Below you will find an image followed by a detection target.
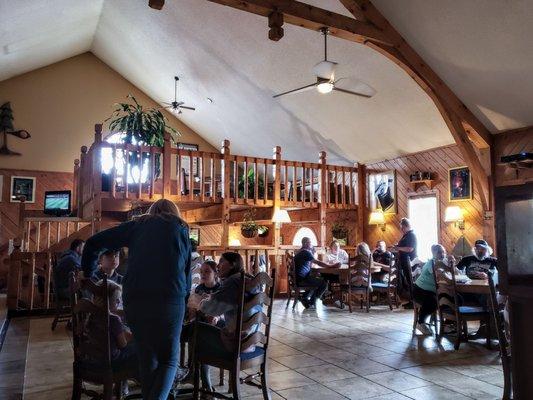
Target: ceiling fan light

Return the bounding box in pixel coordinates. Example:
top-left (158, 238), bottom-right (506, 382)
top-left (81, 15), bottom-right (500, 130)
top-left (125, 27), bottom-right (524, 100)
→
top-left (317, 82), bottom-right (334, 94)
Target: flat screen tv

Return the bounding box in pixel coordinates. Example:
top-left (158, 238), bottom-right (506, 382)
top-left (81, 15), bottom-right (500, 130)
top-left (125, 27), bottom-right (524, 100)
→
top-left (44, 190), bottom-right (71, 216)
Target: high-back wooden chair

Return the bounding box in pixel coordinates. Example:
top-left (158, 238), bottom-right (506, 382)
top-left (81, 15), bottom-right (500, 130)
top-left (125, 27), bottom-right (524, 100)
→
top-left (193, 269), bottom-right (276, 400)
top-left (433, 260), bottom-right (491, 350)
top-left (488, 271), bottom-right (512, 400)
top-left (342, 255), bottom-right (371, 313)
top-left (51, 252), bottom-right (71, 331)
top-left (285, 252), bottom-right (315, 309)
top-left (70, 273), bottom-right (139, 400)
top-left (371, 257), bottom-right (399, 310)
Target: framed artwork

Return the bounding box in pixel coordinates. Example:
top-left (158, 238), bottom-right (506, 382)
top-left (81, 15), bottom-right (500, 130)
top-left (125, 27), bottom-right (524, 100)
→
top-left (0, 175), bottom-right (3, 202)
top-left (368, 170), bottom-right (397, 214)
top-left (178, 143), bottom-right (199, 176)
top-left (189, 227), bottom-right (200, 245)
top-left (10, 176), bottom-right (36, 203)
top-left (449, 166), bottom-right (472, 201)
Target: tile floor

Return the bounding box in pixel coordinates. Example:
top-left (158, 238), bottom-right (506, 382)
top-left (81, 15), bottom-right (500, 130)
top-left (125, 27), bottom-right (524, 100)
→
top-left (1, 299), bottom-right (504, 400)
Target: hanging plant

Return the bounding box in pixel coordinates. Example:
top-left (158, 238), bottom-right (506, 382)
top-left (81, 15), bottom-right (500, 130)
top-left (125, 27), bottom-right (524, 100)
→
top-left (240, 208), bottom-right (267, 238)
top-left (106, 95), bottom-right (179, 180)
top-left (331, 222), bottom-right (349, 240)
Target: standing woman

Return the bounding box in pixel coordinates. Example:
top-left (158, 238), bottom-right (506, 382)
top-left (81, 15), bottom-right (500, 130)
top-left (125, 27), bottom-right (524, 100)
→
top-left (82, 199), bottom-right (191, 400)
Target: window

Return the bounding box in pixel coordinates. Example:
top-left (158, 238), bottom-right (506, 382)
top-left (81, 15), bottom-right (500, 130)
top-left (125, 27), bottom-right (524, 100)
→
top-left (292, 227), bottom-right (318, 246)
top-left (408, 195), bottom-right (439, 262)
top-left (101, 133), bottom-right (150, 184)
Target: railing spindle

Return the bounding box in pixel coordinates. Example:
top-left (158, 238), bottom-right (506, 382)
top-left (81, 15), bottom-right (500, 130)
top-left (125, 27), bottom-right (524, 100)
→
top-left (111, 144), bottom-right (117, 198)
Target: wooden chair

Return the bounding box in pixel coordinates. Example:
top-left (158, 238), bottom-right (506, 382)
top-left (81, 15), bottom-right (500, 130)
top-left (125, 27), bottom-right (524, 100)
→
top-left (285, 252), bottom-right (315, 310)
top-left (340, 255), bottom-right (371, 313)
top-left (371, 258), bottom-right (399, 310)
top-left (488, 272), bottom-right (512, 400)
top-left (70, 273), bottom-right (140, 400)
top-left (410, 260), bottom-right (437, 334)
top-left (51, 253), bottom-right (71, 331)
top-left (193, 269), bottom-right (276, 400)
top-left (434, 260), bottom-right (491, 350)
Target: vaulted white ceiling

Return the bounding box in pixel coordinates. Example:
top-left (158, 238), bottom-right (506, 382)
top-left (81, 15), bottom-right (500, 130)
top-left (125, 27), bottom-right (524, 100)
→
top-left (1, 0), bottom-right (532, 164)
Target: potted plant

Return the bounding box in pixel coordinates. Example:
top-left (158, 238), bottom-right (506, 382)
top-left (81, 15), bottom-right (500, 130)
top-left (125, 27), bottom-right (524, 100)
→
top-left (105, 95), bottom-right (178, 188)
top-left (241, 209), bottom-right (266, 238)
top-left (238, 168), bottom-right (265, 199)
top-left (331, 222), bottom-right (349, 244)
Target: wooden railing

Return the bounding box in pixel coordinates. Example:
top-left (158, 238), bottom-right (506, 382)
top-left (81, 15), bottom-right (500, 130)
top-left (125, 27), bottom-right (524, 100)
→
top-left (76, 124), bottom-right (361, 218)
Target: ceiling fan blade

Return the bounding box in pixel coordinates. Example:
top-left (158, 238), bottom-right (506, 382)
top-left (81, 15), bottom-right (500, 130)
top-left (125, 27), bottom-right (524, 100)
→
top-left (312, 60), bottom-right (337, 80)
top-left (334, 78), bottom-right (376, 98)
top-left (180, 106), bottom-right (196, 110)
top-left (333, 86), bottom-right (373, 98)
top-left (161, 102), bottom-right (173, 106)
top-left (273, 82), bottom-right (317, 98)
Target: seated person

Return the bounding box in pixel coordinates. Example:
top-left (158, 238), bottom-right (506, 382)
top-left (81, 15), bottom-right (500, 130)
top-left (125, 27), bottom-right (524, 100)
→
top-left (87, 280), bottom-right (138, 372)
top-left (53, 239), bottom-right (85, 299)
top-left (371, 240), bottom-right (393, 283)
top-left (350, 242), bottom-right (373, 289)
top-left (294, 237), bottom-right (339, 308)
top-left (412, 244), bottom-right (447, 335)
top-left (94, 249), bottom-right (123, 284)
top-left (325, 240), bottom-right (349, 264)
top-left (322, 240), bottom-right (349, 286)
top-left (190, 252), bottom-right (256, 391)
top-left (457, 239), bottom-right (497, 280)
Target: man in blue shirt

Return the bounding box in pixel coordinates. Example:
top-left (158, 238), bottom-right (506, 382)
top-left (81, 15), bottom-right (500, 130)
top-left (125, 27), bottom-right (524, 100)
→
top-left (294, 237), bottom-right (339, 308)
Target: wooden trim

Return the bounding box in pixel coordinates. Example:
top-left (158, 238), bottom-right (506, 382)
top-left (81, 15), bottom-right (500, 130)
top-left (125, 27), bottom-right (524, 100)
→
top-left (205, 0), bottom-right (392, 45)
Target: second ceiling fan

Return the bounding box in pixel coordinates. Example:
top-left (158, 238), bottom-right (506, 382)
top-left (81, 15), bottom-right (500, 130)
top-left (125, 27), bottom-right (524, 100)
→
top-left (273, 28), bottom-right (376, 99)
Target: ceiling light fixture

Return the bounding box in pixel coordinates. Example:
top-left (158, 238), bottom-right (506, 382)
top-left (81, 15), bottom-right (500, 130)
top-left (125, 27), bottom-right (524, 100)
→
top-left (316, 81), bottom-right (334, 94)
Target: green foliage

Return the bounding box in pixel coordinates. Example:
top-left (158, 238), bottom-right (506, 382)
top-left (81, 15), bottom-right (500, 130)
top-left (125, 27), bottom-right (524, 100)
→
top-left (106, 95), bottom-right (178, 145)
top-left (238, 167), bottom-right (265, 199)
top-left (331, 222), bottom-right (348, 239)
top-left (0, 102), bottom-right (14, 132)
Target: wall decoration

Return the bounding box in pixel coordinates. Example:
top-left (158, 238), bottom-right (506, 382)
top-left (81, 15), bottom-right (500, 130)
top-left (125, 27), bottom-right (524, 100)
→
top-left (0, 175), bottom-right (3, 202)
top-left (0, 102), bottom-right (31, 156)
top-left (189, 227), bottom-right (200, 244)
top-left (449, 166), bottom-right (473, 201)
top-left (368, 170), bottom-right (397, 214)
top-left (10, 176), bottom-right (36, 203)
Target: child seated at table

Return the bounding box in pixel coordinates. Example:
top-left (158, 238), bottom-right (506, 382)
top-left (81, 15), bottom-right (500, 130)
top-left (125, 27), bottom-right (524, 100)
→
top-left (187, 260), bottom-right (221, 324)
top-left (94, 249), bottom-right (123, 285)
top-left (87, 280), bottom-right (138, 372)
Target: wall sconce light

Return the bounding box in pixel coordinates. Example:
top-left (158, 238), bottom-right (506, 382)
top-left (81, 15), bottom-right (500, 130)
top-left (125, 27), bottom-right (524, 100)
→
top-left (272, 209), bottom-right (291, 227)
top-left (369, 209), bottom-right (386, 232)
top-left (444, 206), bottom-right (465, 230)
top-left (228, 238), bottom-right (242, 247)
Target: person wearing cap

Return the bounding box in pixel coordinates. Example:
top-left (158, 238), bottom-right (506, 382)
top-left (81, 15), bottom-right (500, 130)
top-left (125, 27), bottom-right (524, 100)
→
top-left (456, 239), bottom-right (497, 280)
top-left (94, 249), bottom-right (123, 285)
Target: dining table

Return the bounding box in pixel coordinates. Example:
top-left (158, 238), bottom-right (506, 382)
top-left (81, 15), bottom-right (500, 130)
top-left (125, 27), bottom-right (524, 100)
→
top-left (312, 263), bottom-right (383, 284)
top-left (455, 279), bottom-right (490, 294)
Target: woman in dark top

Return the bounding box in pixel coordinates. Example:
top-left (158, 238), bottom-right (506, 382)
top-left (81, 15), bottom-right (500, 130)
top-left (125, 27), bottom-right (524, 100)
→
top-left (82, 199), bottom-right (191, 400)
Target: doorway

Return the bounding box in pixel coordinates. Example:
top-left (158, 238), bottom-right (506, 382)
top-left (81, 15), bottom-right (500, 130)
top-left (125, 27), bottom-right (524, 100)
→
top-left (408, 195), bottom-right (439, 262)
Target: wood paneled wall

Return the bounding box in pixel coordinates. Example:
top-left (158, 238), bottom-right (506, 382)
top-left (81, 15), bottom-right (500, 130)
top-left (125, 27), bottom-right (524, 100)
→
top-left (494, 128), bottom-right (533, 187)
top-left (0, 169), bottom-right (74, 281)
top-left (367, 145), bottom-right (484, 253)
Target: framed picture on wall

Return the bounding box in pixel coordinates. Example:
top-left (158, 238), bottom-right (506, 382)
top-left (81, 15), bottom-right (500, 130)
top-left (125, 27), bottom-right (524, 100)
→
top-left (0, 175), bottom-right (3, 202)
top-left (10, 176), bottom-right (36, 203)
top-left (368, 170), bottom-right (397, 214)
top-left (449, 166), bottom-right (472, 201)
top-left (189, 227), bottom-right (200, 245)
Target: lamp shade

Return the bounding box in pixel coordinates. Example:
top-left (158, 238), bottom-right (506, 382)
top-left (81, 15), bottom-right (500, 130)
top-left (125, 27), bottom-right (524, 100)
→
top-left (444, 206), bottom-right (463, 222)
top-left (229, 238), bottom-right (242, 247)
top-left (368, 210), bottom-right (385, 225)
top-left (272, 209), bottom-right (291, 223)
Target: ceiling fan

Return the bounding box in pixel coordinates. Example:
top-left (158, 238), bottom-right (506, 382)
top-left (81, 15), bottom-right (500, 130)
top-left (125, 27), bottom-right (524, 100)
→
top-left (161, 76), bottom-right (196, 114)
top-left (273, 28), bottom-right (376, 99)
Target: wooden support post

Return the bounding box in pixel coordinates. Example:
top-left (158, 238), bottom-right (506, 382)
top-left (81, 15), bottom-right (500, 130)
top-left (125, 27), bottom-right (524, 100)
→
top-left (319, 151), bottom-right (328, 247)
top-left (72, 158), bottom-right (80, 215)
top-left (92, 124), bottom-right (103, 233)
top-left (221, 140), bottom-right (231, 248)
top-left (272, 146), bottom-right (282, 247)
top-left (78, 146), bottom-right (87, 218)
top-left (357, 163), bottom-right (367, 244)
top-left (162, 131), bottom-right (171, 199)
top-left (6, 239), bottom-right (22, 311)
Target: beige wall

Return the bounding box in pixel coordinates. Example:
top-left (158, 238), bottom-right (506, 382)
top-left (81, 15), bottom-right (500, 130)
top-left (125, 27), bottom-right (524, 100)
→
top-left (0, 52), bottom-right (216, 172)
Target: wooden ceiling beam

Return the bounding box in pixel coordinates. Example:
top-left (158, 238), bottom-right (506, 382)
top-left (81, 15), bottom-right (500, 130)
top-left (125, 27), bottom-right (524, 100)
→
top-left (340, 0), bottom-right (493, 149)
top-left (205, 0), bottom-right (392, 45)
